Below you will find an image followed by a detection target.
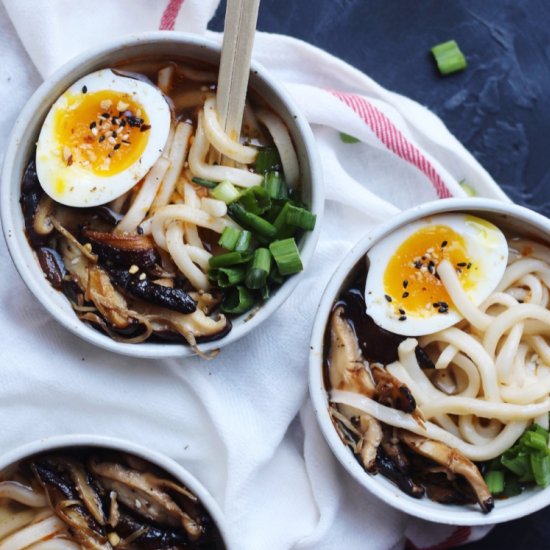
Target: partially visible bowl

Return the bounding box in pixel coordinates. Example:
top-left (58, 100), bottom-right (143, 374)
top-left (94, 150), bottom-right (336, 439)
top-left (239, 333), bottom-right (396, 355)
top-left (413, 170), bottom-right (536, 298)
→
top-left (0, 433), bottom-right (229, 547)
top-left (309, 197), bottom-right (550, 526)
top-left (1, 31), bottom-right (322, 358)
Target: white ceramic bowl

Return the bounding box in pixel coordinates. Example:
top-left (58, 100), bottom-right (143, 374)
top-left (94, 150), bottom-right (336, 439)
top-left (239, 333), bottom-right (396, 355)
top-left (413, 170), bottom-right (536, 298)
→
top-left (309, 197), bottom-right (550, 526)
top-left (0, 433), bottom-right (229, 547)
top-left (1, 32), bottom-right (322, 358)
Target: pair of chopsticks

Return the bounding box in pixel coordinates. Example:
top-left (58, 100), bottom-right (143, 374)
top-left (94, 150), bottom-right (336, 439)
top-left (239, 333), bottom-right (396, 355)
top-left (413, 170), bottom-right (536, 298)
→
top-left (217, 0), bottom-right (261, 144)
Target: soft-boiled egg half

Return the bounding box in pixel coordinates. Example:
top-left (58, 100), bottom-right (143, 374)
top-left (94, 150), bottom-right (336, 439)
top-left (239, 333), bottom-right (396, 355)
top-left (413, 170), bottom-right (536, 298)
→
top-left (365, 214), bottom-right (508, 336)
top-left (36, 69), bottom-right (171, 207)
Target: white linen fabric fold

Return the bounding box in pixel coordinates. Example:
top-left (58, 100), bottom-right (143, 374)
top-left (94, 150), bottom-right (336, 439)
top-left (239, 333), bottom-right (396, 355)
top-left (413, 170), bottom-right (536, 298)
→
top-left (0, 0), bottom-right (502, 547)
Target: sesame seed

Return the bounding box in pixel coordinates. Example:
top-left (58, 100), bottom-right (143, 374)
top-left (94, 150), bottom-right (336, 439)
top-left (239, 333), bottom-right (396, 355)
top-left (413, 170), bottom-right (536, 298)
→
top-left (403, 280), bottom-right (408, 288)
top-left (384, 294), bottom-right (392, 302)
top-left (140, 124), bottom-right (151, 132)
top-left (441, 240), bottom-right (448, 248)
top-left (399, 308), bottom-right (406, 315)
top-left (113, 143), bottom-right (121, 150)
top-left (101, 112), bottom-right (110, 119)
top-left (82, 85), bottom-right (87, 94)
top-left (467, 262), bottom-right (472, 269)
top-left (89, 121), bottom-right (96, 130)
top-left (128, 265), bottom-right (139, 274)
top-left (139, 273), bottom-right (147, 280)
top-left (439, 307), bottom-right (448, 314)
top-left (414, 260), bottom-right (422, 269)
top-left (457, 262), bottom-right (467, 267)
top-left (402, 292), bottom-right (409, 298)
top-left (100, 99), bottom-right (112, 110)
top-left (398, 315), bottom-right (407, 321)
top-left (98, 135), bottom-right (105, 143)
top-left (91, 127), bottom-right (98, 136)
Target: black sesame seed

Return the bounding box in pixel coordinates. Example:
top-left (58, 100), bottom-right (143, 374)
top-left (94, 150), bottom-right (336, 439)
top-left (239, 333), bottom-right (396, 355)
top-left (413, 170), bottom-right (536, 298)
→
top-left (438, 307), bottom-right (448, 314)
top-left (119, 119), bottom-right (126, 128)
top-left (112, 131), bottom-right (117, 138)
top-left (89, 121), bottom-right (96, 130)
top-left (467, 262), bottom-right (472, 269)
top-left (433, 302), bottom-right (441, 307)
top-left (101, 113), bottom-right (110, 119)
top-left (140, 124), bottom-right (151, 132)
top-left (126, 116), bottom-right (144, 127)
top-left (441, 240), bottom-right (448, 248)
top-left (399, 308), bottom-right (406, 315)
top-left (113, 143), bottom-right (121, 151)
top-left (112, 117), bottom-right (119, 126)
top-left (98, 135), bottom-right (105, 143)
top-left (403, 280), bottom-right (408, 288)
top-left (121, 139), bottom-right (131, 144)
top-left (82, 85), bottom-right (87, 94)
top-left (440, 302), bottom-right (448, 308)
top-left (398, 315), bottom-right (407, 321)
top-left (457, 262), bottom-right (467, 267)
top-left (414, 260), bottom-right (422, 269)
top-left (137, 225), bottom-right (144, 235)
top-left (385, 294), bottom-right (392, 302)
top-left (428, 261), bottom-right (435, 274)
top-left (402, 292), bottom-right (409, 298)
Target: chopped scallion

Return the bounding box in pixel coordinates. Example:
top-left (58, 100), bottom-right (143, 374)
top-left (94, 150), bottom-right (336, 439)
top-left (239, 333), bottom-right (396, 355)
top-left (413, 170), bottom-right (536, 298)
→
top-left (263, 171), bottom-right (288, 199)
top-left (269, 238), bottom-right (303, 275)
top-left (222, 285), bottom-right (254, 314)
top-left (531, 454), bottom-right (550, 488)
top-left (431, 40), bottom-right (467, 75)
top-left (523, 431), bottom-right (548, 453)
top-left (484, 470), bottom-right (504, 495)
top-left (245, 248), bottom-right (271, 289)
top-left (208, 251), bottom-right (252, 268)
top-left (228, 203), bottom-right (277, 239)
top-left (192, 177), bottom-right (217, 188)
top-left (235, 230), bottom-right (252, 252)
top-left (239, 185), bottom-right (271, 215)
top-left (285, 204), bottom-right (317, 231)
top-left (255, 147), bottom-right (281, 174)
top-left (210, 180), bottom-right (241, 203)
top-left (218, 227), bottom-right (242, 250)
top-left (208, 266), bottom-right (246, 287)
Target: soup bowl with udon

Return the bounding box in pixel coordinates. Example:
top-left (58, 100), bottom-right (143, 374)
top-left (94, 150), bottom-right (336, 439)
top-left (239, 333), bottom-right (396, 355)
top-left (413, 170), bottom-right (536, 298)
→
top-left (1, 32), bottom-right (322, 358)
top-left (0, 433), bottom-right (228, 548)
top-left (309, 197), bottom-right (550, 525)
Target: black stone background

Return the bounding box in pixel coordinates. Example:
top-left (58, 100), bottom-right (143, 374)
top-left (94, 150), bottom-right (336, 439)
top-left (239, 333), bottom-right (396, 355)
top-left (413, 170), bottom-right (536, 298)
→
top-left (210, 1), bottom-right (550, 548)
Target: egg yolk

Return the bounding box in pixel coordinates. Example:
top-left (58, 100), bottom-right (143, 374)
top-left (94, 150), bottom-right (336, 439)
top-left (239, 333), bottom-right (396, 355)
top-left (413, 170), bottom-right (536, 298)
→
top-left (383, 225), bottom-right (477, 318)
top-left (53, 90), bottom-right (150, 176)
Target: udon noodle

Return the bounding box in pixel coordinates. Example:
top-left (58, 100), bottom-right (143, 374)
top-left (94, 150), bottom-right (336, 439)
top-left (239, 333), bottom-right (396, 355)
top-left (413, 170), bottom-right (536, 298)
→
top-left (328, 231), bottom-right (550, 511)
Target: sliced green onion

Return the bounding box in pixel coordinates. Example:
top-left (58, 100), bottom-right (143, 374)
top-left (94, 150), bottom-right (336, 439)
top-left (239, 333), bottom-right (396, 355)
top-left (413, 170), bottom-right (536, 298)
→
top-left (245, 248), bottom-right (271, 289)
top-left (501, 452), bottom-right (530, 478)
top-left (228, 203), bottom-right (277, 239)
top-left (208, 266), bottom-right (245, 287)
top-left (222, 285), bottom-right (254, 314)
top-left (218, 227), bottom-right (242, 250)
top-left (210, 180), bottom-right (241, 203)
top-left (531, 454), bottom-right (550, 487)
top-left (234, 230), bottom-right (252, 252)
top-left (484, 470), bottom-right (504, 495)
top-left (263, 171), bottom-right (288, 200)
top-left (255, 147), bottom-right (281, 174)
top-left (285, 204), bottom-right (317, 231)
top-left (208, 251), bottom-right (252, 268)
top-left (431, 40), bottom-right (467, 75)
top-left (522, 431), bottom-right (548, 453)
top-left (339, 132), bottom-right (360, 144)
top-left (239, 185), bottom-right (271, 215)
top-left (269, 267), bottom-right (284, 285)
top-left (260, 286), bottom-right (270, 301)
top-left (530, 424), bottom-right (550, 444)
top-left (269, 238), bottom-right (303, 275)
top-left (272, 202), bottom-right (296, 239)
top-left (192, 176), bottom-right (217, 188)
top-left (503, 479), bottom-right (522, 497)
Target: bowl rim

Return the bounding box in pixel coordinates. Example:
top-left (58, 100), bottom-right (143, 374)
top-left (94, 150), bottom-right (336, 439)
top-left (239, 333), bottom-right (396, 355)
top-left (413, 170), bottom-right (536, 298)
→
top-left (309, 196), bottom-right (550, 526)
top-left (0, 433), bottom-right (230, 547)
top-left (1, 30), bottom-right (323, 359)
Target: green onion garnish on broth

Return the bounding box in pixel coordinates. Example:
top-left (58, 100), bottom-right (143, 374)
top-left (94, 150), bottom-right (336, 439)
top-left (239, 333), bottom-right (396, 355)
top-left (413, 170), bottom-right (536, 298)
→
top-left (227, 203), bottom-right (277, 239)
top-left (255, 146), bottom-right (282, 173)
top-left (222, 285), bottom-right (254, 314)
top-left (269, 238), bottom-right (303, 275)
top-left (208, 266), bottom-right (246, 287)
top-left (484, 470), bottom-right (504, 495)
top-left (191, 176), bottom-right (217, 188)
top-left (210, 180), bottom-right (241, 203)
top-left (245, 248), bottom-right (271, 289)
top-left (431, 40), bottom-right (467, 75)
top-left (263, 171), bottom-right (288, 200)
top-left (339, 132), bottom-right (360, 144)
top-left (208, 250), bottom-right (252, 268)
top-left (234, 230), bottom-right (252, 252)
top-left (218, 227), bottom-right (242, 250)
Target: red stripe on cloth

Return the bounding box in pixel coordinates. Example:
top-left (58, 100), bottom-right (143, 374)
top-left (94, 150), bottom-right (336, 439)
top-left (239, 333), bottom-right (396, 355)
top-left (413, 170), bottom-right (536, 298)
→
top-left (405, 527), bottom-right (472, 550)
top-left (330, 90), bottom-right (453, 199)
top-left (159, 0), bottom-right (185, 30)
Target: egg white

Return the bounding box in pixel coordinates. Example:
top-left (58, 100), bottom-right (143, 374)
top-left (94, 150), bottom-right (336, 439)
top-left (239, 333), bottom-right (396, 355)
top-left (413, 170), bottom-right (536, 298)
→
top-left (365, 214), bottom-right (509, 336)
top-left (36, 69), bottom-right (171, 207)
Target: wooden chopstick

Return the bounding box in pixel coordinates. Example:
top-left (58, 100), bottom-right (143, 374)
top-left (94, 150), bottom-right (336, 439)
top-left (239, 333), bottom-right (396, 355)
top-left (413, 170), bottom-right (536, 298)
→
top-left (217, 0), bottom-right (260, 144)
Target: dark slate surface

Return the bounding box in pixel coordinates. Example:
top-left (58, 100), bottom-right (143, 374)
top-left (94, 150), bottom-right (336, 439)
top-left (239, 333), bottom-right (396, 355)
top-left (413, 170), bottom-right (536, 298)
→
top-left (210, 1), bottom-right (550, 548)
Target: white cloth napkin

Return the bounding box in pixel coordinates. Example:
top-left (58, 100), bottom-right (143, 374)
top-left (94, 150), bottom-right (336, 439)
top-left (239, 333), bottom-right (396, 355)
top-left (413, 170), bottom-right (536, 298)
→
top-left (0, 0), bottom-right (505, 548)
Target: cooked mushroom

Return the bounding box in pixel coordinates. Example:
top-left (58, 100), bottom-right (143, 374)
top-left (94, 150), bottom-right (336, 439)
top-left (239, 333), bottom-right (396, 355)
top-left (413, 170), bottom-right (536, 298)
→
top-left (110, 269), bottom-right (197, 314)
top-left (375, 447), bottom-right (425, 498)
top-left (371, 365), bottom-right (417, 413)
top-left (31, 459), bottom-right (112, 550)
top-left (89, 460), bottom-right (202, 540)
top-left (36, 247), bottom-right (66, 290)
top-left (328, 306), bottom-right (381, 470)
top-left (20, 159), bottom-right (51, 245)
top-left (399, 431), bottom-right (494, 513)
top-left (81, 229), bottom-right (160, 269)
